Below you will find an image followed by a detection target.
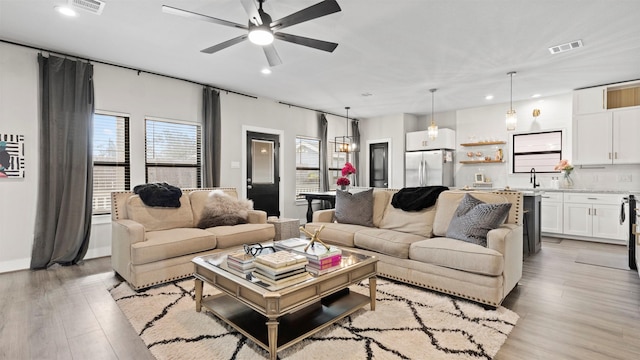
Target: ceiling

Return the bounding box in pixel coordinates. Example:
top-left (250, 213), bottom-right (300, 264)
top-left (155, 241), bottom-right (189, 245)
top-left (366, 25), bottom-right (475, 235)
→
top-left (1, 0), bottom-right (640, 119)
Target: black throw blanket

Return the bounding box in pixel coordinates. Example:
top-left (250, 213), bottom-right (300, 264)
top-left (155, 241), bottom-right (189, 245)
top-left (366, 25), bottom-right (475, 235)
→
top-left (391, 186), bottom-right (449, 211)
top-left (133, 182), bottom-right (182, 208)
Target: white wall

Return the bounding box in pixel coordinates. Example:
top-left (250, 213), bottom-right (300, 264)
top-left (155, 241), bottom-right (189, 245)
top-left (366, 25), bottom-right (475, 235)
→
top-left (0, 43), bottom-right (39, 272)
top-left (455, 93), bottom-right (640, 191)
top-left (358, 113), bottom-right (408, 188)
top-left (0, 42), bottom-right (323, 273)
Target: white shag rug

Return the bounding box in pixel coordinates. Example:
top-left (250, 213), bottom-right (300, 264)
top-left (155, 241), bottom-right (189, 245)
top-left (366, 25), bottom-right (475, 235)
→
top-left (110, 279), bottom-right (518, 360)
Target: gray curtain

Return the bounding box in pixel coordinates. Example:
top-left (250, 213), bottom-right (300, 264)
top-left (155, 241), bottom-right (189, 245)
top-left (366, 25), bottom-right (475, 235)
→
top-left (202, 87), bottom-right (221, 187)
top-left (31, 54), bottom-right (95, 269)
top-left (319, 114), bottom-right (329, 192)
top-left (351, 119), bottom-right (360, 187)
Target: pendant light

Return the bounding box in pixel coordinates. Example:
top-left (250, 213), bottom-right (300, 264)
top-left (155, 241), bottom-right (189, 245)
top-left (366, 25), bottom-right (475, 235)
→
top-left (428, 88), bottom-right (439, 140)
top-left (506, 71), bottom-right (517, 131)
top-left (334, 107), bottom-right (359, 153)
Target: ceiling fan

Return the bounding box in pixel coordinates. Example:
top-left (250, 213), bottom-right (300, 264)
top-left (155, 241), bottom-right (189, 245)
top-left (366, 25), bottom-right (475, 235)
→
top-left (162, 0), bottom-right (341, 67)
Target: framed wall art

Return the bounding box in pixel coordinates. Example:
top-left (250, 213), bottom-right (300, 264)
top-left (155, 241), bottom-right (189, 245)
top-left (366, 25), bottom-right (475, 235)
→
top-left (0, 133), bottom-right (25, 178)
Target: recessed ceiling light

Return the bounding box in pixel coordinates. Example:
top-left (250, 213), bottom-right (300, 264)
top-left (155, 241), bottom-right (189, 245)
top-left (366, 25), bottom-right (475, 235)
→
top-left (531, 94), bottom-right (541, 98)
top-left (261, 68), bottom-right (271, 75)
top-left (54, 5), bottom-right (77, 17)
top-left (485, 95), bottom-right (494, 100)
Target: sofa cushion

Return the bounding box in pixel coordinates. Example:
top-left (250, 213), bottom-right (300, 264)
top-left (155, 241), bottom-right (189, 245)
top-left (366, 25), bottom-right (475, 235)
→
top-left (409, 238), bottom-right (504, 276)
top-left (432, 191), bottom-right (508, 236)
top-left (446, 193), bottom-right (512, 246)
top-left (131, 228), bottom-right (216, 265)
top-left (126, 194), bottom-right (194, 231)
top-left (379, 197), bottom-right (436, 238)
top-left (206, 223), bottom-right (275, 249)
top-left (305, 222), bottom-right (369, 248)
top-left (354, 229), bottom-right (426, 259)
top-left (335, 188), bottom-right (374, 227)
top-left (372, 190), bottom-right (391, 227)
top-left (197, 190), bottom-right (253, 228)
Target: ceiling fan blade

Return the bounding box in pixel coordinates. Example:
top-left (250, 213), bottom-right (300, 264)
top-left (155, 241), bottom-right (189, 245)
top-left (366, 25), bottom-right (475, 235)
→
top-left (201, 35), bottom-right (248, 54)
top-left (270, 0), bottom-right (341, 31)
top-left (162, 5), bottom-right (248, 30)
top-left (274, 32), bottom-right (338, 52)
top-left (263, 44), bottom-right (283, 67)
top-left (239, 0), bottom-right (261, 25)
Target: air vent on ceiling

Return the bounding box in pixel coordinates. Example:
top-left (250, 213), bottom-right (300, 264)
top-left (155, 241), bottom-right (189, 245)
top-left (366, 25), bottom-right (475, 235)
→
top-left (70, 0), bottom-right (105, 15)
top-left (548, 39), bottom-right (583, 54)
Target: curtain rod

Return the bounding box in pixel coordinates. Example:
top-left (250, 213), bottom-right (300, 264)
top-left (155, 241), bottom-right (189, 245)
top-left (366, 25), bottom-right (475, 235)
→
top-left (1, 38), bottom-right (257, 99)
top-left (277, 101), bottom-right (359, 121)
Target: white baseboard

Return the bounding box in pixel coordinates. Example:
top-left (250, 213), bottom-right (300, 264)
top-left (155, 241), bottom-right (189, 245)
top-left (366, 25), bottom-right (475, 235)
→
top-left (0, 257), bottom-right (31, 273)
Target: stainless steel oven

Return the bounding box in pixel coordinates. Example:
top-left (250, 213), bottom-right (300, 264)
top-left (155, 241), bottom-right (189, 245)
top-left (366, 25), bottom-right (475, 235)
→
top-left (624, 195), bottom-right (637, 270)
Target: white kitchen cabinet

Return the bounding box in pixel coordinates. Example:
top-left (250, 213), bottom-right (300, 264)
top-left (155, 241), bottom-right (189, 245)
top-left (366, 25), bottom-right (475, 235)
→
top-left (405, 128), bottom-right (455, 151)
top-left (573, 108), bottom-right (640, 165)
top-left (540, 192), bottom-right (563, 234)
top-left (563, 193), bottom-right (627, 242)
top-left (573, 112), bottom-right (612, 165)
top-left (573, 86), bottom-right (607, 115)
top-left (612, 107), bottom-right (640, 164)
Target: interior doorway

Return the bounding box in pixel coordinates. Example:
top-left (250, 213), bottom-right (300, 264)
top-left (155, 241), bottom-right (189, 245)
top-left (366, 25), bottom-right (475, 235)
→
top-left (246, 131), bottom-right (280, 217)
top-left (369, 142), bottom-right (389, 188)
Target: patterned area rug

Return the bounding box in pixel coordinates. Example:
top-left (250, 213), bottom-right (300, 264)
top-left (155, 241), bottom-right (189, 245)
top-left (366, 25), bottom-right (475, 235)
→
top-left (109, 279), bottom-right (518, 360)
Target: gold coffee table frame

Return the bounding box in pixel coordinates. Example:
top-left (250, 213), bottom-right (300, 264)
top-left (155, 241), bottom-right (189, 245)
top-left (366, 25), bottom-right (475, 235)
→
top-left (192, 249), bottom-right (377, 360)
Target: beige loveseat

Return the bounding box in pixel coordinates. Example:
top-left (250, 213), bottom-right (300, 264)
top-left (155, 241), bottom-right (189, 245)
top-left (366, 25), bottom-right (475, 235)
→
top-left (111, 187), bottom-right (275, 290)
top-left (305, 189), bottom-right (523, 307)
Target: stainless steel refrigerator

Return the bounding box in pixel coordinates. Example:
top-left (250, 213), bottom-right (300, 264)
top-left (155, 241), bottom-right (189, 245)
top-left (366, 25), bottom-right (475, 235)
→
top-left (405, 149), bottom-right (455, 187)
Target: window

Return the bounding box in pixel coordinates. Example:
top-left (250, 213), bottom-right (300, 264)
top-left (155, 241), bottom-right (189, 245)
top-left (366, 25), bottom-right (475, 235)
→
top-left (296, 136), bottom-right (320, 198)
top-left (145, 118), bottom-right (201, 188)
top-left (512, 130), bottom-right (563, 173)
top-left (92, 113), bottom-right (130, 215)
top-left (328, 140), bottom-right (348, 189)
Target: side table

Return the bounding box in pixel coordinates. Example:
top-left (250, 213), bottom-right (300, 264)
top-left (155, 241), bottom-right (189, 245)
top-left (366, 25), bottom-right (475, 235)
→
top-left (267, 217), bottom-right (300, 240)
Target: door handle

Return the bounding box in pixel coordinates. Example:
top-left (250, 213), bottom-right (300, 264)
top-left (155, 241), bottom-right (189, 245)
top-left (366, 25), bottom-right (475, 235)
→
top-left (247, 185), bottom-right (252, 189)
top-left (593, 208), bottom-right (597, 216)
top-left (588, 208), bottom-right (591, 215)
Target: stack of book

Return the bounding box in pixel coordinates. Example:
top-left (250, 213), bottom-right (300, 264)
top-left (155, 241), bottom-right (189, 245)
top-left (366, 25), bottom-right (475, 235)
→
top-left (306, 253), bottom-right (343, 275)
top-left (226, 250), bottom-right (255, 273)
top-left (275, 238), bottom-right (343, 275)
top-left (252, 251), bottom-right (310, 288)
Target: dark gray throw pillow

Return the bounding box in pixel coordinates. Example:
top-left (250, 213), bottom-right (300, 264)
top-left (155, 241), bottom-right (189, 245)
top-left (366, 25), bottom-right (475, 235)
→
top-left (446, 193), bottom-right (512, 247)
top-left (334, 188), bottom-right (374, 227)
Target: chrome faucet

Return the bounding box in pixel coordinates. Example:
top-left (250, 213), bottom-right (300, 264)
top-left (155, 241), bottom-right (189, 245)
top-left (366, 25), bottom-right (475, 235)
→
top-left (530, 168), bottom-right (540, 188)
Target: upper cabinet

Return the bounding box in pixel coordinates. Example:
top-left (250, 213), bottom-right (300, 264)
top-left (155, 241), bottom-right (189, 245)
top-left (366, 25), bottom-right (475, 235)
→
top-left (573, 86), bottom-right (608, 115)
top-left (406, 128), bottom-right (456, 151)
top-left (573, 80), bottom-right (640, 165)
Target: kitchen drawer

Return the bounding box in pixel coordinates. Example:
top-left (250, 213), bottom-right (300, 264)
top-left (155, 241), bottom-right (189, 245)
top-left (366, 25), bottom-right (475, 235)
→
top-left (563, 192), bottom-right (625, 205)
top-left (540, 192), bottom-right (563, 202)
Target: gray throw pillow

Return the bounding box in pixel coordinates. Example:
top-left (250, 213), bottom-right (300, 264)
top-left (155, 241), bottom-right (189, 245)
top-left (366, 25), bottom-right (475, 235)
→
top-left (446, 193), bottom-right (512, 246)
top-left (335, 188), bottom-right (374, 227)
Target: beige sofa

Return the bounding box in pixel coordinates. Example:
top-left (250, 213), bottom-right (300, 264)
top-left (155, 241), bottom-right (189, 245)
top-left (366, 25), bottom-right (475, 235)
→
top-left (305, 189), bottom-right (523, 307)
top-left (111, 187), bottom-right (275, 290)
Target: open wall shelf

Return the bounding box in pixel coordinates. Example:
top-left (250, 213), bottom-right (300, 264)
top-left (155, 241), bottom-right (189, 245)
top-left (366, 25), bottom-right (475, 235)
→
top-left (460, 141), bottom-right (506, 147)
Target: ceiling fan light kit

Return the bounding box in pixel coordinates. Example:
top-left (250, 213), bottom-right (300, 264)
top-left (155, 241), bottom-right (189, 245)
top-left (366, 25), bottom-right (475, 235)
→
top-left (163, 0), bottom-right (341, 66)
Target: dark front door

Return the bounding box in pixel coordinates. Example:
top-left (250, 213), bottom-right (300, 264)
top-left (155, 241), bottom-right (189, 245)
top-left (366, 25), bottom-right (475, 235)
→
top-left (369, 142), bottom-right (388, 188)
top-left (246, 131), bottom-right (280, 217)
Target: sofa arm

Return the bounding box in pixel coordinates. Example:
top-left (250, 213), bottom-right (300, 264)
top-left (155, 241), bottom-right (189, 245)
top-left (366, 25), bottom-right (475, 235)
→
top-left (111, 219), bottom-right (145, 279)
top-left (487, 224), bottom-right (523, 297)
top-left (247, 209), bottom-right (267, 224)
top-left (312, 209), bottom-right (335, 223)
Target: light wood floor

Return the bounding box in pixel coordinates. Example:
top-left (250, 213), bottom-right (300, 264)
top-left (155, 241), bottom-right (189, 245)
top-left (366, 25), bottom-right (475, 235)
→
top-left (1, 238), bottom-right (639, 359)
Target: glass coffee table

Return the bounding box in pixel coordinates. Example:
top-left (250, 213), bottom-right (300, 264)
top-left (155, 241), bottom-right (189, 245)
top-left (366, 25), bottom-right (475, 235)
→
top-left (192, 248), bottom-right (378, 360)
